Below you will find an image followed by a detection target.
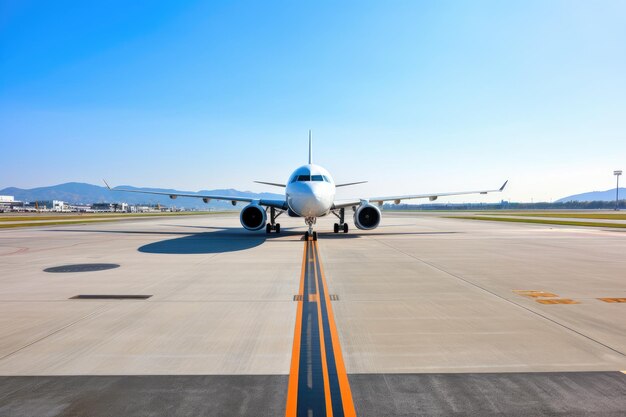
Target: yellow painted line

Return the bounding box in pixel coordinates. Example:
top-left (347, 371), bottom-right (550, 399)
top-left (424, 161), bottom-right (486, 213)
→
top-left (312, 244), bottom-right (334, 417)
top-left (315, 241), bottom-right (357, 417)
top-left (284, 241), bottom-right (308, 416)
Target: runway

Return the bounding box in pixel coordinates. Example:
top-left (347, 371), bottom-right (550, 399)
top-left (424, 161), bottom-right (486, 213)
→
top-left (1, 212), bottom-right (625, 416)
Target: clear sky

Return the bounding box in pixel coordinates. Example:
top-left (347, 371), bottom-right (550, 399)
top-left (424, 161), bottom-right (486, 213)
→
top-left (2, 0), bottom-right (625, 203)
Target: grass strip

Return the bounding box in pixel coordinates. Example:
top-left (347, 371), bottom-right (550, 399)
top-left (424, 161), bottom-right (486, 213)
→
top-left (0, 212), bottom-right (234, 229)
top-left (0, 211), bottom-right (230, 222)
top-left (446, 216), bottom-right (626, 228)
top-left (480, 212), bottom-right (626, 220)
top-left (0, 219), bottom-right (128, 229)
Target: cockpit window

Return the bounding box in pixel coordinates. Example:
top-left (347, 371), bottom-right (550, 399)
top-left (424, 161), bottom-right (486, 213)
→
top-left (290, 173), bottom-right (329, 182)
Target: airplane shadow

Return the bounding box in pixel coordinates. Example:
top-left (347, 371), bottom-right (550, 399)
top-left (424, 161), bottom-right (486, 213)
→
top-left (52, 228), bottom-right (266, 254)
top-left (138, 231), bottom-right (267, 254)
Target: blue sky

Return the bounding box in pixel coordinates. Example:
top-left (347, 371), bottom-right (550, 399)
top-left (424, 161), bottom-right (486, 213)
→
top-left (2, 0), bottom-right (625, 202)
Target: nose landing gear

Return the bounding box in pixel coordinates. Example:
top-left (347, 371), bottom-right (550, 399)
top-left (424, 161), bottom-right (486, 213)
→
top-left (304, 217), bottom-right (317, 240)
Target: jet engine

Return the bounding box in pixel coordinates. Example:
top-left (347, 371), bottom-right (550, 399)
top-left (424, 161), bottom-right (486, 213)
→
top-left (353, 203), bottom-right (381, 230)
top-left (240, 204), bottom-right (267, 231)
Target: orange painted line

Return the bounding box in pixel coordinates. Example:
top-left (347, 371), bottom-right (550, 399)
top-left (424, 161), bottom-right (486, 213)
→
top-left (598, 298), bottom-right (626, 303)
top-left (513, 290), bottom-right (558, 298)
top-left (315, 241), bottom-right (357, 417)
top-left (535, 298), bottom-right (579, 305)
top-left (312, 241), bottom-right (334, 417)
top-left (285, 240), bottom-right (308, 417)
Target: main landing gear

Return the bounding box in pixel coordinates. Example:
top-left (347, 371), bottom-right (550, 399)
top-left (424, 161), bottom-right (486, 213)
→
top-left (266, 207), bottom-right (283, 234)
top-left (332, 208), bottom-right (349, 234)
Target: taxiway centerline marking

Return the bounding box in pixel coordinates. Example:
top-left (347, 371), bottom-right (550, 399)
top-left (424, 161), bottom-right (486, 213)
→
top-left (285, 239), bottom-right (356, 417)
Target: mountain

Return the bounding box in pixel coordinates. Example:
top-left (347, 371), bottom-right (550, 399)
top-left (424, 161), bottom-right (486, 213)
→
top-left (556, 188), bottom-right (626, 203)
top-left (0, 182), bottom-right (284, 209)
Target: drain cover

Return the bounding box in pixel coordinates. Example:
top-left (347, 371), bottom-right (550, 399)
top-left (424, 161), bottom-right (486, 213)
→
top-left (44, 263), bottom-right (120, 273)
top-left (71, 294), bottom-right (151, 300)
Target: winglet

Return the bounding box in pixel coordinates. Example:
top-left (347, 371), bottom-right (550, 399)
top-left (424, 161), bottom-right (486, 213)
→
top-left (499, 180), bottom-right (508, 191)
top-left (308, 130), bottom-right (313, 164)
top-left (103, 179), bottom-right (112, 190)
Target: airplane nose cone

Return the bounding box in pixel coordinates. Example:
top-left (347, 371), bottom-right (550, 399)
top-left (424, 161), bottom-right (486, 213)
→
top-left (288, 183), bottom-right (332, 217)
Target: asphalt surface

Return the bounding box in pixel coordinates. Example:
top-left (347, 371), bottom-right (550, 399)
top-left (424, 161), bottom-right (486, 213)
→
top-left (0, 375), bottom-right (289, 417)
top-left (1, 372), bottom-right (625, 417)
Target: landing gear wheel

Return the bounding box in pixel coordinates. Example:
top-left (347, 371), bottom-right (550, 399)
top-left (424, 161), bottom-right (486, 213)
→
top-left (312, 231), bottom-right (318, 241)
top-left (343, 223), bottom-right (349, 233)
top-left (266, 223), bottom-right (272, 234)
top-left (334, 223), bottom-right (339, 233)
top-left (304, 231), bottom-right (309, 240)
top-left (275, 223), bottom-right (281, 233)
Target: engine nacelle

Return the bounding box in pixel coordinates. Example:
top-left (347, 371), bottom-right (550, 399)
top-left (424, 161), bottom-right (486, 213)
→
top-left (240, 204), bottom-right (267, 231)
top-left (353, 203), bottom-right (381, 230)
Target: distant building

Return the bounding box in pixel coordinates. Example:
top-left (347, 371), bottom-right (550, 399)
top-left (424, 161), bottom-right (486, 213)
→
top-left (68, 204), bottom-right (93, 212)
top-left (92, 203), bottom-right (114, 212)
top-left (52, 200), bottom-right (68, 212)
top-left (22, 200), bottom-right (68, 212)
top-left (0, 195), bottom-right (17, 212)
top-left (91, 202), bottom-right (130, 212)
top-left (135, 205), bottom-right (160, 213)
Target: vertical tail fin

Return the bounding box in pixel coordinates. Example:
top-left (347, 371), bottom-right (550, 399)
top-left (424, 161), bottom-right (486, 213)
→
top-left (308, 130), bottom-right (313, 164)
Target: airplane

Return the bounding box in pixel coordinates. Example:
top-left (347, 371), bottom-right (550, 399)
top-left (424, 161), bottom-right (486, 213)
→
top-left (104, 131), bottom-right (507, 240)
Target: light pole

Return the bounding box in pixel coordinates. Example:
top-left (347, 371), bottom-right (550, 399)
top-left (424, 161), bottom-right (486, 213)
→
top-left (615, 170), bottom-right (622, 211)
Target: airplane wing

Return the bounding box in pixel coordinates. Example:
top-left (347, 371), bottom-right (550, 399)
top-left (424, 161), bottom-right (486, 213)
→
top-left (253, 181), bottom-right (286, 188)
top-left (103, 180), bottom-right (288, 210)
top-left (335, 181), bottom-right (368, 188)
top-left (332, 181), bottom-right (508, 209)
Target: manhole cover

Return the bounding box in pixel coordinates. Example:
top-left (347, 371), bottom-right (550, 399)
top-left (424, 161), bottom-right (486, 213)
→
top-left (44, 263), bottom-right (120, 273)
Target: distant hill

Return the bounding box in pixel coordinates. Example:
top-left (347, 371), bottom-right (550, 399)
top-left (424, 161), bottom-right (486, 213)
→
top-left (0, 182), bottom-right (284, 209)
top-left (556, 188), bottom-right (626, 203)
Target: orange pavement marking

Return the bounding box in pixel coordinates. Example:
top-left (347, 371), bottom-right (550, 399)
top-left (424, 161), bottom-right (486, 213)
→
top-left (284, 240), bottom-right (308, 417)
top-left (315, 241), bottom-right (357, 417)
top-left (536, 298), bottom-right (579, 304)
top-left (598, 298), bottom-right (626, 303)
top-left (513, 290), bottom-right (559, 298)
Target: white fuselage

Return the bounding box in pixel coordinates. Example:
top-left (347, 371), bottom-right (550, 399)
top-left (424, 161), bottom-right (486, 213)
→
top-left (285, 164), bottom-right (335, 217)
